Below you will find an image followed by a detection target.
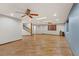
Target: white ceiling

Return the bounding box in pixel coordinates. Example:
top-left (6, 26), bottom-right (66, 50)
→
top-left (0, 3), bottom-right (73, 23)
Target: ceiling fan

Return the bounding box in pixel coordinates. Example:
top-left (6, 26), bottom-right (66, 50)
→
top-left (16, 8), bottom-right (39, 18)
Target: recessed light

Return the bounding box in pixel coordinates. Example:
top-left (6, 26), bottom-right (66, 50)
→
top-left (10, 13), bottom-right (14, 16)
top-left (53, 13), bottom-right (57, 17)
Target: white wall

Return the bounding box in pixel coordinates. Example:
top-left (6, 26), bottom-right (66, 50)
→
top-left (32, 24), bottom-right (64, 35)
top-left (0, 15), bottom-right (22, 44)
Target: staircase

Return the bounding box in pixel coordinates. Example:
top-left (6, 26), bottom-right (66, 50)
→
top-left (23, 23), bottom-right (32, 35)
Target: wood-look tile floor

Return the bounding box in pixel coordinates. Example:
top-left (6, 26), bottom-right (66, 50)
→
top-left (0, 35), bottom-right (73, 56)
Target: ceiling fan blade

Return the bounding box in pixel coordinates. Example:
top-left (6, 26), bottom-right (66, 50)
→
top-left (29, 15), bottom-right (33, 18)
top-left (21, 14), bottom-right (26, 17)
top-left (30, 13), bottom-right (39, 16)
top-left (15, 11), bottom-right (24, 14)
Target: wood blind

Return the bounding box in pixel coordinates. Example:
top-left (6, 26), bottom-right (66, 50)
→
top-left (48, 25), bottom-right (56, 31)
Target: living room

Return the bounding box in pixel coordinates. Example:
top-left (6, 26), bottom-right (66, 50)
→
top-left (0, 3), bottom-right (78, 56)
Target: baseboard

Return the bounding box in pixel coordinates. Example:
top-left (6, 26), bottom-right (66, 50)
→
top-left (0, 39), bottom-right (22, 46)
top-left (22, 34), bottom-right (60, 36)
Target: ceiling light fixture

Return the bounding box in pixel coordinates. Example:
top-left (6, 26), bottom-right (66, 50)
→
top-left (55, 18), bottom-right (60, 23)
top-left (36, 17), bottom-right (47, 20)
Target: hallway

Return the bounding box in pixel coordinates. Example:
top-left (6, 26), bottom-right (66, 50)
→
top-left (0, 35), bottom-right (73, 56)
